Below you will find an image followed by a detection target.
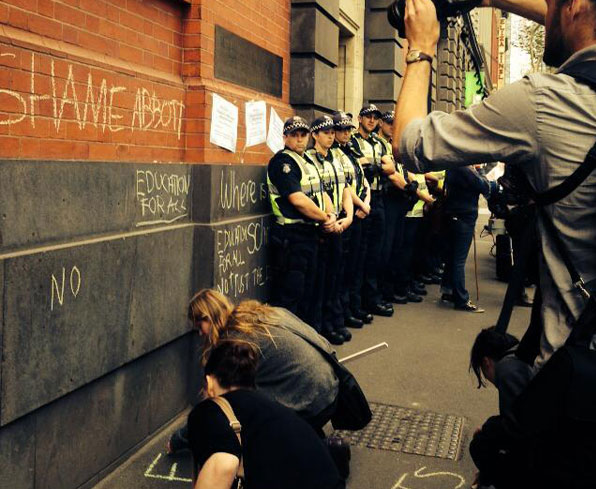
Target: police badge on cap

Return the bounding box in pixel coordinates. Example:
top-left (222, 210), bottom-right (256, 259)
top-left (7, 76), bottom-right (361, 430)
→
top-left (359, 103), bottom-right (382, 118)
top-left (332, 111), bottom-right (355, 129)
top-left (283, 116), bottom-right (310, 135)
top-left (310, 115), bottom-right (335, 133)
top-left (381, 111), bottom-right (395, 123)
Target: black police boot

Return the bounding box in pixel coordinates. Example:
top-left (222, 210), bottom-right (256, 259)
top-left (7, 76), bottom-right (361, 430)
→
top-left (391, 294), bottom-right (409, 304)
top-left (418, 274), bottom-right (435, 285)
top-left (406, 291), bottom-right (423, 303)
top-left (353, 309), bottom-right (374, 324)
top-left (337, 327), bottom-right (352, 342)
top-left (345, 316), bottom-right (364, 328)
top-left (323, 331), bottom-right (345, 345)
top-left (411, 282), bottom-right (427, 296)
top-left (367, 303), bottom-right (394, 317)
top-left (386, 293), bottom-right (407, 304)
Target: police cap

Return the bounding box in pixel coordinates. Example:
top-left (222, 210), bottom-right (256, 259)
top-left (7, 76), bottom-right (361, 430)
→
top-left (359, 103), bottom-right (382, 118)
top-left (310, 115), bottom-right (335, 133)
top-left (381, 111), bottom-right (395, 123)
top-left (283, 116), bottom-right (310, 135)
top-left (332, 111), bottom-right (355, 129)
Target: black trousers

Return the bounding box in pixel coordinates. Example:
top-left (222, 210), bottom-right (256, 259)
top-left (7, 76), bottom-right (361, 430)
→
top-left (380, 193), bottom-right (408, 300)
top-left (347, 217), bottom-right (365, 314)
top-left (394, 217), bottom-right (420, 295)
top-left (269, 223), bottom-right (319, 326)
top-left (361, 192), bottom-right (385, 308)
top-left (314, 233), bottom-right (343, 334)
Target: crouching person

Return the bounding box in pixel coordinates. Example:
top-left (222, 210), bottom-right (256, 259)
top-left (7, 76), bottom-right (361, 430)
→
top-left (188, 341), bottom-right (345, 489)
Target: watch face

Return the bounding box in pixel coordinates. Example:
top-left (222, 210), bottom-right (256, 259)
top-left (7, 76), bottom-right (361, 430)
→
top-left (406, 50), bottom-right (420, 63)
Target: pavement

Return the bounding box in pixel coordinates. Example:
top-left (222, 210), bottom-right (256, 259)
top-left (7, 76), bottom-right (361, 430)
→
top-left (92, 215), bottom-right (533, 489)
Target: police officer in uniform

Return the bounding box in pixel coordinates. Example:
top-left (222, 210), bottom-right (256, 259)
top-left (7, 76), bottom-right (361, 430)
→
top-left (331, 112), bottom-right (374, 327)
top-left (267, 116), bottom-right (336, 325)
top-left (352, 104), bottom-right (395, 317)
top-left (307, 115), bottom-right (353, 344)
top-left (376, 111), bottom-right (420, 303)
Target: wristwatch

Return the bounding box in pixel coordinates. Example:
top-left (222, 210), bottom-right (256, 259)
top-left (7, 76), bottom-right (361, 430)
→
top-left (406, 49), bottom-right (433, 64)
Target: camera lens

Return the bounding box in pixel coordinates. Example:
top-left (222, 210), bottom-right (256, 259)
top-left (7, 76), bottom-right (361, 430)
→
top-left (387, 0), bottom-right (406, 39)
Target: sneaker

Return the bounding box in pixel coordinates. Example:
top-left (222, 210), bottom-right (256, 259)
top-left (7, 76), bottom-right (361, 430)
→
top-left (454, 301), bottom-right (485, 313)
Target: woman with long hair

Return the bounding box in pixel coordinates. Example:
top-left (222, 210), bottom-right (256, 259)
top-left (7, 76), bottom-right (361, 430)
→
top-left (189, 290), bottom-right (339, 430)
top-left (168, 290), bottom-right (342, 456)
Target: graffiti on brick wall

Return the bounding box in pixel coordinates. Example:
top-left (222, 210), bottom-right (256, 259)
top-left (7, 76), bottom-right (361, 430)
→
top-left (135, 169), bottom-right (190, 226)
top-left (0, 51), bottom-right (185, 139)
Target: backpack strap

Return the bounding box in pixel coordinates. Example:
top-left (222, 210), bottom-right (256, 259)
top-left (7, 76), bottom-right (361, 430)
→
top-left (209, 397), bottom-right (245, 480)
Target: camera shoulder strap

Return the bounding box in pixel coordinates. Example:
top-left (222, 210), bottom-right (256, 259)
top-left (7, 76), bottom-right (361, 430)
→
top-left (495, 64), bottom-right (596, 336)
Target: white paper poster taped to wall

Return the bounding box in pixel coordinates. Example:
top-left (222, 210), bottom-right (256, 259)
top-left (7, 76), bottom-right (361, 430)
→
top-left (245, 101), bottom-right (267, 148)
top-left (210, 94), bottom-right (238, 152)
top-left (266, 108), bottom-right (284, 154)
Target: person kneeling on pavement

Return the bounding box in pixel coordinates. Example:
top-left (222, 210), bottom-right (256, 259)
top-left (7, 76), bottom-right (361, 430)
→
top-left (168, 289), bottom-right (352, 474)
top-left (188, 341), bottom-right (345, 489)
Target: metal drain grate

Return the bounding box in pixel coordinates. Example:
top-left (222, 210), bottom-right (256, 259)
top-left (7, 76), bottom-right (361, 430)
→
top-left (333, 402), bottom-right (465, 460)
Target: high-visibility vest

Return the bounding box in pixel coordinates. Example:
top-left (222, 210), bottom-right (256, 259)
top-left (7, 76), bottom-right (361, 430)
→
top-left (407, 173), bottom-right (428, 218)
top-left (353, 133), bottom-right (384, 191)
top-left (267, 149), bottom-right (324, 225)
top-left (333, 143), bottom-right (366, 200)
top-left (377, 135), bottom-right (406, 180)
top-left (306, 148), bottom-right (346, 215)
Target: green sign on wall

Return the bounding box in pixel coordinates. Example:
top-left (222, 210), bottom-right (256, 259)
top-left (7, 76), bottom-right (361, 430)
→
top-left (465, 72), bottom-right (486, 107)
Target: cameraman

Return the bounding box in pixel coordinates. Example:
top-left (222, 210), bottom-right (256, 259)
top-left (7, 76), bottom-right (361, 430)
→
top-left (393, 0), bottom-right (596, 368)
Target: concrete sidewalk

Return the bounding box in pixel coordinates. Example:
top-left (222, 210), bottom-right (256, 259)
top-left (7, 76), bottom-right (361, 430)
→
top-left (92, 219), bottom-right (533, 489)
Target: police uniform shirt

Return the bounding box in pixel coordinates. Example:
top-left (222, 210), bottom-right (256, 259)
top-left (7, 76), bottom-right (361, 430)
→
top-left (268, 149), bottom-right (321, 222)
top-left (333, 141), bottom-right (367, 200)
top-left (306, 148), bottom-right (338, 211)
top-left (352, 132), bottom-right (385, 190)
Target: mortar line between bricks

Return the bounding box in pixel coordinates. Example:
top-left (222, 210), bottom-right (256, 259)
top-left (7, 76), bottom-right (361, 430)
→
top-left (0, 223), bottom-right (195, 260)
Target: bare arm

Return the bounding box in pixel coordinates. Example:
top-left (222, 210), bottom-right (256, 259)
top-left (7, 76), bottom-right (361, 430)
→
top-left (287, 192), bottom-right (328, 222)
top-left (337, 188), bottom-right (354, 231)
top-left (389, 171), bottom-right (408, 190)
top-left (194, 453), bottom-right (239, 489)
top-left (381, 155), bottom-right (396, 176)
top-left (392, 0), bottom-right (438, 162)
top-left (481, 0), bottom-right (546, 25)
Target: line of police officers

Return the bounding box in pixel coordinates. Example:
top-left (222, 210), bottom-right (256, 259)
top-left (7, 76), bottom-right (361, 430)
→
top-left (267, 104), bottom-right (435, 345)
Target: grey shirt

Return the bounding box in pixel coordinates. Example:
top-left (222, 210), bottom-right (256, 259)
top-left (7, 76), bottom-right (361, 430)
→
top-left (228, 307), bottom-right (339, 418)
top-left (400, 45), bottom-right (596, 368)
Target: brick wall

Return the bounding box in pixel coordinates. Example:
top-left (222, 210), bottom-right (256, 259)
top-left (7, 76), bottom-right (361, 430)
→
top-left (0, 0), bottom-right (293, 165)
top-left (183, 0), bottom-right (293, 165)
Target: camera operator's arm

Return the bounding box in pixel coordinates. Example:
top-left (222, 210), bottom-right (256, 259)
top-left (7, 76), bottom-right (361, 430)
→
top-left (392, 0), bottom-right (440, 162)
top-left (480, 0), bottom-right (546, 25)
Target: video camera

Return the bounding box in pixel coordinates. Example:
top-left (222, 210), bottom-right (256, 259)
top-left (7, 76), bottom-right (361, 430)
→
top-left (487, 166), bottom-right (534, 219)
top-left (387, 0), bottom-right (482, 38)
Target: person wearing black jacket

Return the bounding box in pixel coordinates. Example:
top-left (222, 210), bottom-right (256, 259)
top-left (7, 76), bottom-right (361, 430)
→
top-left (441, 165), bottom-right (496, 312)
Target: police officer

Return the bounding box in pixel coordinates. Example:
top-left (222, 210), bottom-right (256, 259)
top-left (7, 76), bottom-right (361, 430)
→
top-left (376, 111), bottom-right (420, 303)
top-left (267, 116), bottom-right (336, 325)
top-left (352, 104), bottom-right (395, 317)
top-left (331, 112), bottom-right (374, 327)
top-left (307, 115), bottom-right (353, 344)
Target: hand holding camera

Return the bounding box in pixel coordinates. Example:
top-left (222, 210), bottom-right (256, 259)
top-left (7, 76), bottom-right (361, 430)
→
top-left (388, 0), bottom-right (483, 39)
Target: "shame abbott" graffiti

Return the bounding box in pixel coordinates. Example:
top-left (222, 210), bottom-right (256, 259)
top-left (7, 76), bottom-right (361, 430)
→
top-left (0, 52), bottom-right (185, 138)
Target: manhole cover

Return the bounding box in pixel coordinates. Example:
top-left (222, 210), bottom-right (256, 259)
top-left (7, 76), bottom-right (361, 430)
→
top-left (333, 402), bottom-right (465, 460)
